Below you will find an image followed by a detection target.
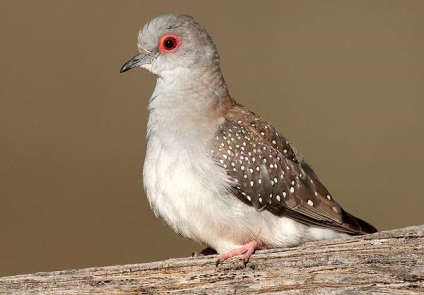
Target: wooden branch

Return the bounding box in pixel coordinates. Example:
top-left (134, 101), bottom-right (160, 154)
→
top-left (1, 225), bottom-right (423, 294)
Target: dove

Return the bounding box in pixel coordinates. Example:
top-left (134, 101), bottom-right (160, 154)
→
top-left (120, 14), bottom-right (377, 265)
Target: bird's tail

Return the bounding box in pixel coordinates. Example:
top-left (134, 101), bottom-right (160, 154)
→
top-left (341, 209), bottom-right (378, 235)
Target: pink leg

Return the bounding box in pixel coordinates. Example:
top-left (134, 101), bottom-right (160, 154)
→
top-left (216, 241), bottom-right (267, 266)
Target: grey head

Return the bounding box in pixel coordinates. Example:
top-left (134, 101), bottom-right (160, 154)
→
top-left (120, 14), bottom-right (220, 78)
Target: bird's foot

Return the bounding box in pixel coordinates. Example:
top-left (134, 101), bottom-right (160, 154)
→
top-left (192, 247), bottom-right (217, 257)
top-left (215, 241), bottom-right (267, 267)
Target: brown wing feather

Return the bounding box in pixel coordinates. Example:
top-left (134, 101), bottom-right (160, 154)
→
top-left (211, 104), bottom-right (376, 234)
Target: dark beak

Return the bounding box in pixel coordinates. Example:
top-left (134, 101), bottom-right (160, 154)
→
top-left (120, 53), bottom-right (148, 73)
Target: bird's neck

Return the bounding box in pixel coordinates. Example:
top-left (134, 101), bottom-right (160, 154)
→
top-left (146, 65), bottom-right (234, 148)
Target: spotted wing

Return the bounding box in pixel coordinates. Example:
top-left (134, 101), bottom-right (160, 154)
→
top-left (211, 105), bottom-right (376, 234)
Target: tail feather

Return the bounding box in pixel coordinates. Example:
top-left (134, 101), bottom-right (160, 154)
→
top-left (283, 207), bottom-right (377, 235)
top-left (341, 209), bottom-right (378, 235)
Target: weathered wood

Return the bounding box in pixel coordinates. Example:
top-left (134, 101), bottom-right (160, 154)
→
top-left (0, 225), bottom-right (423, 294)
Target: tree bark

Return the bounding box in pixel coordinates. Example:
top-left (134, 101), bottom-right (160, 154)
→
top-left (0, 225), bottom-right (423, 294)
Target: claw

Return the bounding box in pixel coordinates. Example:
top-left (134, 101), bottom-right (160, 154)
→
top-left (215, 241), bottom-right (267, 267)
top-left (215, 258), bottom-right (221, 267)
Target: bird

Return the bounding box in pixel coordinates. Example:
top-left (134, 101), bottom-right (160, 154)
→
top-left (120, 14), bottom-right (377, 265)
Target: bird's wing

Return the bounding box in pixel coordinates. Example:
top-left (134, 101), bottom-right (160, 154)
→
top-left (211, 105), bottom-right (376, 234)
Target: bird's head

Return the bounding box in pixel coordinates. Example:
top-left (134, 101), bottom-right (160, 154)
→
top-left (120, 14), bottom-right (219, 78)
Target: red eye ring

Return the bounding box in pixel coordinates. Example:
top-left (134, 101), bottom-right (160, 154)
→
top-left (158, 34), bottom-right (182, 53)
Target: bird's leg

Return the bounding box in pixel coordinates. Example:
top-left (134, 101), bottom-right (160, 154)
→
top-left (192, 247), bottom-right (217, 257)
top-left (215, 241), bottom-right (267, 266)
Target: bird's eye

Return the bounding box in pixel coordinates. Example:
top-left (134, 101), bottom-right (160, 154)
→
top-left (158, 34), bottom-right (181, 53)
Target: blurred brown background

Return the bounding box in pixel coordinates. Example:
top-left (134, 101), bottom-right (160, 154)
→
top-left (1, 0), bottom-right (423, 277)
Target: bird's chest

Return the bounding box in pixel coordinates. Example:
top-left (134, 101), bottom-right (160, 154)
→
top-left (142, 131), bottom-right (227, 242)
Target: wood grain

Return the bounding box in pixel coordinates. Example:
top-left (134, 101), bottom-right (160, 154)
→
top-left (0, 225), bottom-right (423, 294)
